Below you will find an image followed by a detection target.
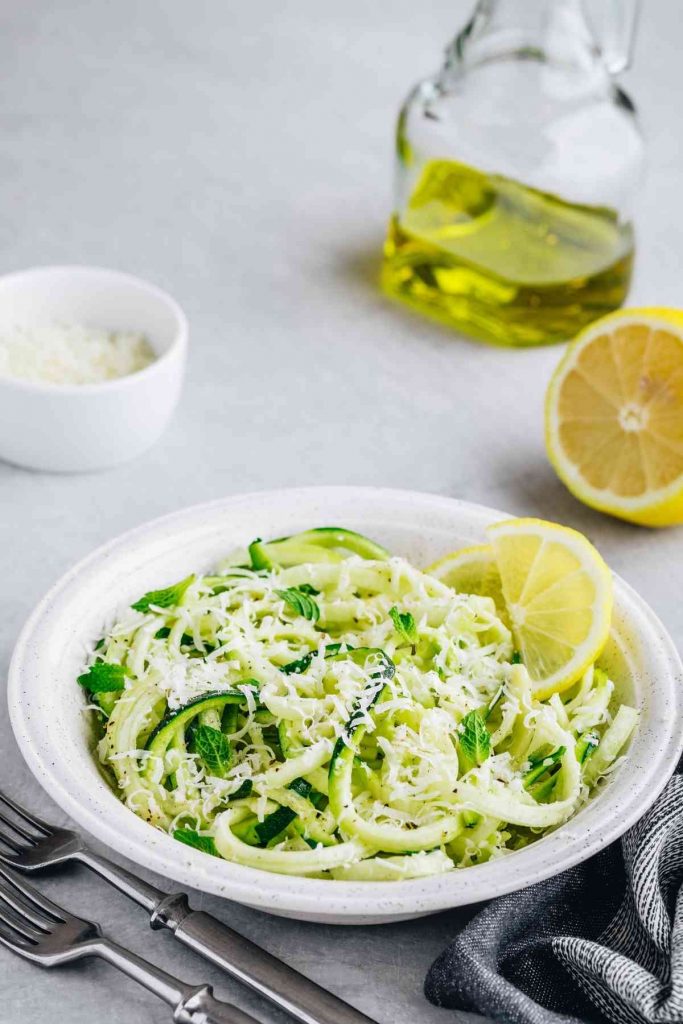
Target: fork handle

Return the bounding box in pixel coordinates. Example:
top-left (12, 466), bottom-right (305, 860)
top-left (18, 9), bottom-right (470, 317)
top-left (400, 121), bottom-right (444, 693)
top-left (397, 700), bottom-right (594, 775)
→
top-left (176, 986), bottom-right (263, 1024)
top-left (93, 939), bottom-right (257, 1024)
top-left (156, 902), bottom-right (378, 1024)
top-left (77, 849), bottom-right (378, 1024)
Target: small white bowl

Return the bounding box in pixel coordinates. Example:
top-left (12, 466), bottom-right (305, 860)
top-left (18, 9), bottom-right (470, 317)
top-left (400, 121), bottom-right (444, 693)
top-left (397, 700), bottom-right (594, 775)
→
top-left (0, 265), bottom-right (187, 472)
top-left (8, 488), bottom-right (683, 924)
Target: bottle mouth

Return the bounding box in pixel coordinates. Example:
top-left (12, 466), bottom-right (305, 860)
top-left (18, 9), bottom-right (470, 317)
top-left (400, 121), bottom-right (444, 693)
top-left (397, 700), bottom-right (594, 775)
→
top-left (444, 0), bottom-right (616, 79)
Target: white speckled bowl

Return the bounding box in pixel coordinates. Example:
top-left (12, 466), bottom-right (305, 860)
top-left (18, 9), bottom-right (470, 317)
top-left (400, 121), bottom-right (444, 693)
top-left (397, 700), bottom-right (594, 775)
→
top-left (8, 488), bottom-right (683, 924)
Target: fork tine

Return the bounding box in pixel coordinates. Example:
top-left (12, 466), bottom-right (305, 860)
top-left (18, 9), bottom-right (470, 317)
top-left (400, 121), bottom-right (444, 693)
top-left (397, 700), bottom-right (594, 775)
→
top-left (0, 866), bottom-right (64, 924)
top-left (0, 830), bottom-right (21, 855)
top-left (0, 810), bottom-right (38, 845)
top-left (0, 873), bottom-right (53, 930)
top-left (0, 924), bottom-right (33, 952)
top-left (0, 897), bottom-right (43, 942)
top-left (0, 791), bottom-right (52, 837)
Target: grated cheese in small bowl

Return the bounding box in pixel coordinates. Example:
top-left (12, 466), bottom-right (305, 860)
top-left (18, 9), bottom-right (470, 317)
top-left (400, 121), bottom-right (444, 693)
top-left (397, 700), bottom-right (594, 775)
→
top-left (0, 323), bottom-right (156, 386)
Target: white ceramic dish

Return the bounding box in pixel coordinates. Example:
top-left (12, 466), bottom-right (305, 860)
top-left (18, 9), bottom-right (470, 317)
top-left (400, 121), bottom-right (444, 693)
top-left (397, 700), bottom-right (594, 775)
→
top-left (0, 265), bottom-right (187, 472)
top-left (8, 487), bottom-right (683, 925)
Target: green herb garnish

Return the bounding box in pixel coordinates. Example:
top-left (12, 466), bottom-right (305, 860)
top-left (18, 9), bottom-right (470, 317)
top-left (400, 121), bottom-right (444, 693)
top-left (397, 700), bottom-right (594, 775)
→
top-left (173, 828), bottom-right (218, 856)
top-left (275, 587), bottom-right (320, 622)
top-left (77, 661), bottom-right (127, 694)
top-left (389, 606), bottom-right (418, 647)
top-left (459, 709), bottom-right (491, 770)
top-left (154, 626), bottom-right (196, 646)
top-left (191, 725), bottom-right (231, 775)
top-left (131, 574), bottom-right (195, 614)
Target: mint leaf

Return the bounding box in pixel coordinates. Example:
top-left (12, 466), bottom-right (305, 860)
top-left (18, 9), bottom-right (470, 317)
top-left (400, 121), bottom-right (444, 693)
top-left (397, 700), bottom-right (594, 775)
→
top-left (191, 725), bottom-right (231, 775)
top-left (173, 828), bottom-right (217, 856)
top-left (389, 606), bottom-right (418, 646)
top-left (154, 626), bottom-right (193, 644)
top-left (131, 574), bottom-right (195, 614)
top-left (77, 661), bottom-right (127, 694)
top-left (275, 587), bottom-right (320, 622)
top-left (459, 710), bottom-right (491, 769)
top-left (297, 583), bottom-right (320, 596)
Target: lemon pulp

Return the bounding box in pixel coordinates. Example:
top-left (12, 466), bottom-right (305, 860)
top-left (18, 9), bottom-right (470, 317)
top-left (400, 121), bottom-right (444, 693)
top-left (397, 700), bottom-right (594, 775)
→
top-left (546, 308), bottom-right (683, 526)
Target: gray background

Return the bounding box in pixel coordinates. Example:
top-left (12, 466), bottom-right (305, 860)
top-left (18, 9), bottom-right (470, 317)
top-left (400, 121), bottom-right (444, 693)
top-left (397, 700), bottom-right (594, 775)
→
top-left (0, 1), bottom-right (681, 1021)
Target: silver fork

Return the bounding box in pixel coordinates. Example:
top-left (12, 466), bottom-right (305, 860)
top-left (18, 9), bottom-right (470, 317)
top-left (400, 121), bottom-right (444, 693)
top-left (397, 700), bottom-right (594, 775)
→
top-left (0, 790), bottom-right (376, 1024)
top-left (0, 862), bottom-right (259, 1023)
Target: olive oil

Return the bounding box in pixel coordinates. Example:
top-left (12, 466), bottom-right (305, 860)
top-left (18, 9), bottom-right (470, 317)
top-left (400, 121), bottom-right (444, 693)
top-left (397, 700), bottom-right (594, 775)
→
top-left (382, 159), bottom-right (634, 347)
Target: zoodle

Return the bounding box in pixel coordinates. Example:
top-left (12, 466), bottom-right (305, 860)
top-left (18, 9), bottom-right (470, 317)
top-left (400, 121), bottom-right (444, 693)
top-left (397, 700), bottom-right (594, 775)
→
top-left (78, 525), bottom-right (638, 880)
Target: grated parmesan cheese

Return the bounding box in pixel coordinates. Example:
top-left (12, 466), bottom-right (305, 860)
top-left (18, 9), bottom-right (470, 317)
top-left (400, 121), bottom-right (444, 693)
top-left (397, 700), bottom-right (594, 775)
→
top-left (0, 322), bottom-right (155, 385)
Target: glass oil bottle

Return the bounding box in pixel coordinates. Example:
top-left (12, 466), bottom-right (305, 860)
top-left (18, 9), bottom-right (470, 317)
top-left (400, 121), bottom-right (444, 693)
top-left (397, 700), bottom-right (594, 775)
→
top-left (381, 0), bottom-right (644, 346)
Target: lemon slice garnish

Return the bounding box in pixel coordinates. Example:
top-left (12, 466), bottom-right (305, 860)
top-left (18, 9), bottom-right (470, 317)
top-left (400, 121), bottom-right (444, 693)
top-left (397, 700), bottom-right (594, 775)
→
top-left (486, 518), bottom-right (612, 698)
top-left (427, 544), bottom-right (509, 626)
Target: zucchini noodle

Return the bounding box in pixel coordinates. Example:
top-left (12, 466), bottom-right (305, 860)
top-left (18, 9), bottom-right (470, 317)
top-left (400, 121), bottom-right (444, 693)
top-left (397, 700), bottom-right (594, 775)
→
top-left (79, 526), bottom-right (638, 880)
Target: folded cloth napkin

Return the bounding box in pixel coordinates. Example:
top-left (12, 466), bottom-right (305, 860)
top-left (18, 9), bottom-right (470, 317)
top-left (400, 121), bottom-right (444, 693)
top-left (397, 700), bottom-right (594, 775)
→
top-left (425, 770), bottom-right (683, 1024)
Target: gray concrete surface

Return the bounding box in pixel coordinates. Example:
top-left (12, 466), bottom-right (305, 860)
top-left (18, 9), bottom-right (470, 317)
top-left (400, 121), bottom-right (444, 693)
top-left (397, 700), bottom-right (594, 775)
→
top-left (0, 1), bottom-right (681, 1021)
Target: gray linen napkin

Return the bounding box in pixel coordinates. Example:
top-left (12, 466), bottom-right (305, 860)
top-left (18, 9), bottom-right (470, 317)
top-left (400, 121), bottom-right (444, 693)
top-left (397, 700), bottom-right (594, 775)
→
top-left (425, 770), bottom-right (683, 1024)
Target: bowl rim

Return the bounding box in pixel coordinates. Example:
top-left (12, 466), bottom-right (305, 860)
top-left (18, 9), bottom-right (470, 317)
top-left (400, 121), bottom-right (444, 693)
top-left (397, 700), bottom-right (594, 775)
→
top-left (8, 486), bottom-right (683, 920)
top-left (0, 264), bottom-right (188, 397)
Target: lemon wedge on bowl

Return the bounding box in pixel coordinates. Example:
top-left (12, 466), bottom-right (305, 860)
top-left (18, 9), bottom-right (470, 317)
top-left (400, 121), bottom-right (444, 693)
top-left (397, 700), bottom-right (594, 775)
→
top-left (545, 308), bottom-right (683, 527)
top-left (428, 518), bottom-right (613, 699)
top-left (487, 519), bottom-right (612, 698)
top-left (428, 543), bottom-right (509, 626)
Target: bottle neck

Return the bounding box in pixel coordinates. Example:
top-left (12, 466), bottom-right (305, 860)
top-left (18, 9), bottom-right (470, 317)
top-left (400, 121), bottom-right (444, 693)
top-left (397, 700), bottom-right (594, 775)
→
top-left (446, 0), bottom-right (601, 75)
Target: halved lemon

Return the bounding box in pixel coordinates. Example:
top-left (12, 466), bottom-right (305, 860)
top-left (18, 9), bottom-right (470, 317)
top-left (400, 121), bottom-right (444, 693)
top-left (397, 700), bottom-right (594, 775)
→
top-left (427, 544), bottom-right (509, 625)
top-left (486, 518), bottom-right (613, 698)
top-left (546, 308), bottom-right (683, 527)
